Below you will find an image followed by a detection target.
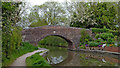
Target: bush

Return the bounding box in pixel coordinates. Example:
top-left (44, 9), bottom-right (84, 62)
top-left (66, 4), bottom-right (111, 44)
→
top-left (117, 44), bottom-right (120, 47)
top-left (88, 42), bottom-right (101, 47)
top-left (107, 38), bottom-right (114, 44)
top-left (100, 33), bottom-right (114, 40)
top-left (95, 33), bottom-right (114, 41)
top-left (91, 27), bottom-right (118, 35)
top-left (95, 34), bottom-right (100, 39)
top-left (95, 39), bottom-right (103, 43)
top-left (80, 29), bottom-right (93, 43)
top-left (91, 27), bottom-right (109, 33)
top-left (109, 30), bottom-right (118, 35)
top-left (80, 46), bottom-right (86, 49)
top-left (114, 36), bottom-right (118, 41)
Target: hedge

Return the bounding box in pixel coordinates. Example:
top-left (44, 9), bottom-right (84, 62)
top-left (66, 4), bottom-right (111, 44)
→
top-left (95, 33), bottom-right (114, 40)
top-left (91, 28), bottom-right (118, 35)
top-left (88, 42), bottom-right (101, 47)
top-left (91, 28), bottom-right (109, 33)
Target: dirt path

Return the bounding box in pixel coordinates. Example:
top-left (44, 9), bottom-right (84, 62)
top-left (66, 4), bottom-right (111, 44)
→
top-left (10, 49), bottom-right (47, 66)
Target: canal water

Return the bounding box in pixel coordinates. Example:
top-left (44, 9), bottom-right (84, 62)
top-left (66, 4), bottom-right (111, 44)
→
top-left (42, 46), bottom-right (120, 66)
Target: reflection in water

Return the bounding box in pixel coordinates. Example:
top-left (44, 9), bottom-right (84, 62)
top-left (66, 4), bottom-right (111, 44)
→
top-left (43, 46), bottom-right (120, 66)
top-left (44, 46), bottom-right (68, 65)
top-left (47, 56), bottom-right (63, 64)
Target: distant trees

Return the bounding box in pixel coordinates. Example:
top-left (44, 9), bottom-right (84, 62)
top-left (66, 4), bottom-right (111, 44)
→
top-left (19, 2), bottom-right (70, 27)
top-left (18, 1), bottom-right (119, 30)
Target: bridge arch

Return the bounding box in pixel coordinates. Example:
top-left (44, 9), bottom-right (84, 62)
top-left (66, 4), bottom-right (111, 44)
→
top-left (37, 34), bottom-right (74, 50)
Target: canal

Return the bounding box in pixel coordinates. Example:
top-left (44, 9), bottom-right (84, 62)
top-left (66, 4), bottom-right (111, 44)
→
top-left (42, 46), bottom-right (120, 66)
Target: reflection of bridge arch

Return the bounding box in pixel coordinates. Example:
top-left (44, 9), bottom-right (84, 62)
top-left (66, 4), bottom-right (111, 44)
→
top-left (22, 26), bottom-right (92, 50)
top-left (51, 51), bottom-right (75, 66)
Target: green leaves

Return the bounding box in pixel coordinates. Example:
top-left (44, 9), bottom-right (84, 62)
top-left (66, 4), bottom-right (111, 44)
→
top-left (26, 52), bottom-right (50, 67)
top-left (88, 42), bottom-right (100, 47)
top-left (95, 33), bottom-right (114, 41)
top-left (2, 2), bottom-right (22, 61)
top-left (80, 29), bottom-right (92, 44)
top-left (70, 2), bottom-right (118, 29)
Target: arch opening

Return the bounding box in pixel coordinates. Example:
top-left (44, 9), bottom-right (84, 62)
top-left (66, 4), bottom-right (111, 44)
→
top-left (37, 35), bottom-right (74, 50)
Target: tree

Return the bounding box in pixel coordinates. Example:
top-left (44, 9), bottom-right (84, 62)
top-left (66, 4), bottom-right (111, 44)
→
top-left (70, 2), bottom-right (118, 30)
top-left (2, 2), bottom-right (22, 59)
top-left (92, 2), bottom-right (118, 29)
top-left (19, 2), bottom-right (69, 27)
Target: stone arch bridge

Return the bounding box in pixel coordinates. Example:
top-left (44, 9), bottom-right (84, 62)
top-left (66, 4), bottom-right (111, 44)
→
top-left (22, 26), bottom-right (92, 50)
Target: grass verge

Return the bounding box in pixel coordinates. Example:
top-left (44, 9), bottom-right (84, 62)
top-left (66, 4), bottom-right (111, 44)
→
top-left (2, 42), bottom-right (38, 66)
top-left (26, 52), bottom-right (51, 68)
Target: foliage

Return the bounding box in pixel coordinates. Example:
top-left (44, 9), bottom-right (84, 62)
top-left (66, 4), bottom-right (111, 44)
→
top-left (80, 45), bottom-right (86, 49)
top-left (20, 2), bottom-right (69, 27)
top-left (2, 42), bottom-right (38, 66)
top-left (91, 27), bottom-right (109, 33)
top-left (79, 43), bottom-right (86, 49)
top-left (108, 30), bottom-right (119, 35)
top-left (95, 33), bottom-right (114, 40)
top-left (95, 34), bottom-right (100, 39)
top-left (70, 2), bottom-right (97, 28)
top-left (88, 42), bottom-right (101, 47)
top-left (39, 36), bottom-right (68, 46)
top-left (80, 29), bottom-right (92, 44)
top-left (114, 36), bottom-right (118, 41)
top-left (70, 2), bottom-right (118, 29)
top-left (2, 2), bottom-right (22, 60)
top-left (117, 44), bottom-right (120, 47)
top-left (95, 39), bottom-right (103, 43)
top-left (92, 27), bottom-right (118, 35)
top-left (26, 52), bottom-right (50, 67)
top-left (100, 33), bottom-right (114, 40)
top-left (29, 21), bottom-right (48, 27)
top-left (107, 38), bottom-right (114, 44)
top-left (91, 2), bottom-right (118, 29)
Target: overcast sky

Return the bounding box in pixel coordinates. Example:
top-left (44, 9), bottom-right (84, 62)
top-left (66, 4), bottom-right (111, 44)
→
top-left (24, 0), bottom-right (71, 6)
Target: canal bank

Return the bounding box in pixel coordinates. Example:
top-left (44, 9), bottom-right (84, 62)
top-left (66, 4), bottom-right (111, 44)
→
top-left (77, 49), bottom-right (120, 55)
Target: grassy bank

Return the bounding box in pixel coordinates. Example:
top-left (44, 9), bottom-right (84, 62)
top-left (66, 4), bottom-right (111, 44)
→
top-left (2, 42), bottom-right (38, 66)
top-left (39, 36), bottom-right (68, 46)
top-left (26, 52), bottom-right (51, 68)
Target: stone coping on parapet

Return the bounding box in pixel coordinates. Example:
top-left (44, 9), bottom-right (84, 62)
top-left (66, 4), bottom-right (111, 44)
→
top-left (23, 25), bottom-right (91, 30)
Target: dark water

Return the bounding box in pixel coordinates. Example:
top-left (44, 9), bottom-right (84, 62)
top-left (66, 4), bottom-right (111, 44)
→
top-left (43, 46), bottom-right (120, 66)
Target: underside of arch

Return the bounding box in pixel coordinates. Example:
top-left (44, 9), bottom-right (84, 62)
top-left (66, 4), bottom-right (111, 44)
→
top-left (36, 35), bottom-right (76, 50)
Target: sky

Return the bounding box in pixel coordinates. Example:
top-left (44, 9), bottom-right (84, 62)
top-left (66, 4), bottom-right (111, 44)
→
top-left (21, 0), bottom-right (119, 7)
top-left (24, 0), bottom-right (70, 6)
